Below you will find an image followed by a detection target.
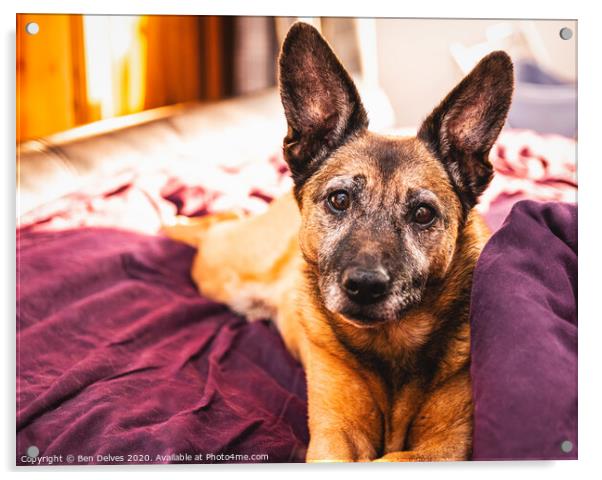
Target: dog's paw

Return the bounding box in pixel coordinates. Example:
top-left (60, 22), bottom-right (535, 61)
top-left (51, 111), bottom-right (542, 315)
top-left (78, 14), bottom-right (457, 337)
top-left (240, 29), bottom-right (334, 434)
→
top-left (374, 452), bottom-right (414, 462)
top-left (374, 450), bottom-right (462, 462)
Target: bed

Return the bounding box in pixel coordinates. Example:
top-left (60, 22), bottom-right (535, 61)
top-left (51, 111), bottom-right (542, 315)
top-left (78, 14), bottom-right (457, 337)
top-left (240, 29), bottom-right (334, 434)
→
top-left (16, 99), bottom-right (577, 463)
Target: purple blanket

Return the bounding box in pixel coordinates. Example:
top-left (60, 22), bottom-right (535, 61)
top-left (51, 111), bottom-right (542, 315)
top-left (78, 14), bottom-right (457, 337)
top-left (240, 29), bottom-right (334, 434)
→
top-left (470, 201), bottom-right (577, 460)
top-left (17, 228), bottom-right (308, 464)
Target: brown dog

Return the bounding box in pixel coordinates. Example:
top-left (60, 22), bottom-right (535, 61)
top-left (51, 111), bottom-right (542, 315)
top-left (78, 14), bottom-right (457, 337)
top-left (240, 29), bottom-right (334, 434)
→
top-left (164, 22), bottom-right (513, 462)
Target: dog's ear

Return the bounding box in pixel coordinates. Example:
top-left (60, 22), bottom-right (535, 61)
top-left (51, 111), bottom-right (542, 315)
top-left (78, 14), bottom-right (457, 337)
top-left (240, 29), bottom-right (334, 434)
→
top-left (279, 22), bottom-right (368, 188)
top-left (418, 51), bottom-right (514, 212)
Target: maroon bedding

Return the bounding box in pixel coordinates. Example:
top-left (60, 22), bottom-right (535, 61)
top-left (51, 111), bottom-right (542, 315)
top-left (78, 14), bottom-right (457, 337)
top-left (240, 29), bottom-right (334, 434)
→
top-left (470, 201), bottom-right (577, 460)
top-left (17, 228), bottom-right (308, 465)
top-left (16, 129), bottom-right (576, 464)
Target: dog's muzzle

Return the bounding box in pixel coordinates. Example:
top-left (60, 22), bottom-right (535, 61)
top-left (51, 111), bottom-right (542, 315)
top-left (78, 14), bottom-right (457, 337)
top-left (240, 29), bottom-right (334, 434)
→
top-left (341, 266), bottom-right (391, 305)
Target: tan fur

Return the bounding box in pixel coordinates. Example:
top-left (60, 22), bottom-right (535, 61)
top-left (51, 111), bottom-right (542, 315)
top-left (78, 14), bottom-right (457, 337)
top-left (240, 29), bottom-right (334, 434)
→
top-left (163, 139), bottom-right (490, 462)
top-left (163, 24), bottom-right (511, 462)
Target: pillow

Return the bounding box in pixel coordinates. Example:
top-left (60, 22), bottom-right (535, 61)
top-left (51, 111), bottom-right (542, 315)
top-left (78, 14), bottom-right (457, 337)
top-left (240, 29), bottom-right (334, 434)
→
top-left (470, 200), bottom-right (577, 460)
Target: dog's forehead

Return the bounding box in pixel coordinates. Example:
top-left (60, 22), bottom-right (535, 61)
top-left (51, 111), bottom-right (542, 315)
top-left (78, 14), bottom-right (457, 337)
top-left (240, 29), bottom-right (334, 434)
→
top-left (310, 131), bottom-right (451, 196)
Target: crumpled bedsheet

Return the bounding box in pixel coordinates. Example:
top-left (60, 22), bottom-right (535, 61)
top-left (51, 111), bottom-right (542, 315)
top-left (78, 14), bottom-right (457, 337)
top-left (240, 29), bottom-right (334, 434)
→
top-left (17, 227), bottom-right (308, 464)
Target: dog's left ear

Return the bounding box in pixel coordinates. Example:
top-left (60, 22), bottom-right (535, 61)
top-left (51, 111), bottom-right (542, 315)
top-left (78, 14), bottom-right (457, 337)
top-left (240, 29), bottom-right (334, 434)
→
top-left (279, 22), bottom-right (368, 188)
top-left (418, 51), bottom-right (514, 211)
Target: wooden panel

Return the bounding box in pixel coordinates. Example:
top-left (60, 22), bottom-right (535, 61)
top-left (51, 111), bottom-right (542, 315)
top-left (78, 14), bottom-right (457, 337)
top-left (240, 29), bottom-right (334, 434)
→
top-left (17, 14), bottom-right (86, 142)
top-left (69, 15), bottom-right (89, 126)
top-left (198, 16), bottom-right (224, 101)
top-left (144, 15), bottom-right (202, 109)
top-left (17, 14), bottom-right (236, 141)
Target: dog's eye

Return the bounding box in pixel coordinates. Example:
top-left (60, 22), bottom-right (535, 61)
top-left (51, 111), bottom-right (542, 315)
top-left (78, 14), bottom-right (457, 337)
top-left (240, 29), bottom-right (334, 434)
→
top-left (327, 190), bottom-right (351, 212)
top-left (413, 205), bottom-right (436, 225)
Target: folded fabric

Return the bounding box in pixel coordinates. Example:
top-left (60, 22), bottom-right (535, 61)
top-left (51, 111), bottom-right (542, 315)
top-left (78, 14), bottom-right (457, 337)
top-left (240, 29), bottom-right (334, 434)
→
top-left (470, 200), bottom-right (577, 460)
top-left (17, 228), bottom-right (308, 464)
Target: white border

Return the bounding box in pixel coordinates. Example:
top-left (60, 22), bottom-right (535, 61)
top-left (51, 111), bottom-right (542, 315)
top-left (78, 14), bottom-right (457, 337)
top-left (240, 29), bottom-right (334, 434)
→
top-left (3, 1), bottom-right (601, 479)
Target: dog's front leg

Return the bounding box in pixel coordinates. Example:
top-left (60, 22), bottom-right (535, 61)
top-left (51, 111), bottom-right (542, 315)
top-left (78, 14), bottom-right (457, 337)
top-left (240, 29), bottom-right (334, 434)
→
top-left (303, 345), bottom-right (384, 462)
top-left (375, 369), bottom-right (472, 462)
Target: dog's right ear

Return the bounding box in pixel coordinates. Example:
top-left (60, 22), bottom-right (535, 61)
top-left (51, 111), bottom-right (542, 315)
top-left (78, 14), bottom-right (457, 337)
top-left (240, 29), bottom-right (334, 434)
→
top-left (279, 22), bottom-right (368, 188)
top-left (418, 51), bottom-right (514, 213)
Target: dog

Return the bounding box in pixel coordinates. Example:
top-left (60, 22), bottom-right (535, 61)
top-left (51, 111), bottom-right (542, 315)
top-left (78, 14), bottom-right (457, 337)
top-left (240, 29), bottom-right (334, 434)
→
top-left (164, 22), bottom-right (513, 462)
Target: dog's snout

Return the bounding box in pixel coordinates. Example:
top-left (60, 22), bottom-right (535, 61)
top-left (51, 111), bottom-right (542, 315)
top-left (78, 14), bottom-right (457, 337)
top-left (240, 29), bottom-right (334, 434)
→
top-left (341, 267), bottom-right (391, 304)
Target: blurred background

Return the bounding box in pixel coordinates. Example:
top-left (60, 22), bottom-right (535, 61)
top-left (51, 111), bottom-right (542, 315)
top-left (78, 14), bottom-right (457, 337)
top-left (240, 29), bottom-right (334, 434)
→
top-left (17, 15), bottom-right (576, 143)
top-left (16, 15), bottom-right (577, 220)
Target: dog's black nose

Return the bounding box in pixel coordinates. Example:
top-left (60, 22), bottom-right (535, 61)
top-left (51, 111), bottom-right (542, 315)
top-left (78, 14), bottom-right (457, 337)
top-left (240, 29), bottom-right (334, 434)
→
top-left (341, 267), bottom-right (391, 304)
